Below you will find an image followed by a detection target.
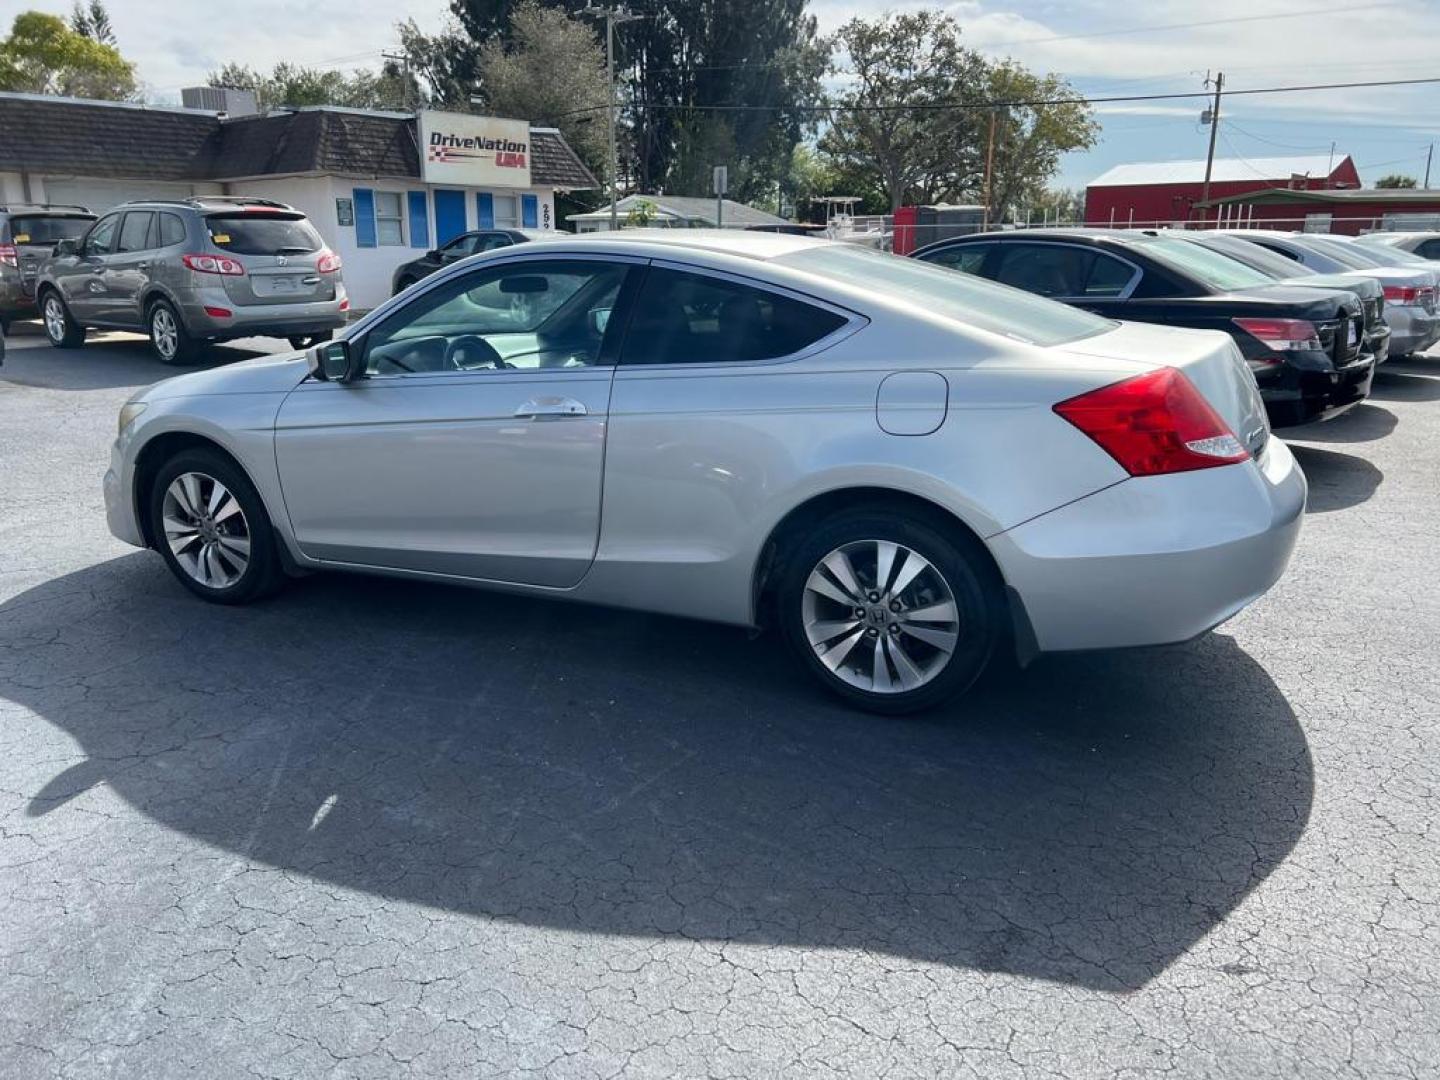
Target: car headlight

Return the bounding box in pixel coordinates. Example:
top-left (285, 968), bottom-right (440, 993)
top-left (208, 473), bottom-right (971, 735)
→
top-left (118, 400), bottom-right (148, 435)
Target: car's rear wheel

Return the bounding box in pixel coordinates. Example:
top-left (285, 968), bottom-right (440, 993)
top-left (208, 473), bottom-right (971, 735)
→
top-left (40, 291), bottom-right (85, 348)
top-left (148, 299), bottom-right (198, 365)
top-left (148, 448), bottom-right (284, 604)
top-left (778, 510), bottom-right (1002, 714)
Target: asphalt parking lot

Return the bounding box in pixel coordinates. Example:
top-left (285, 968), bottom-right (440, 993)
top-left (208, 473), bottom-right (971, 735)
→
top-left (1, 324), bottom-right (1437, 1079)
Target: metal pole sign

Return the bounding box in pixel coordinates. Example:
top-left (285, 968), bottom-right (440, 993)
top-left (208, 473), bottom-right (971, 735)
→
top-left (713, 165), bottom-right (727, 228)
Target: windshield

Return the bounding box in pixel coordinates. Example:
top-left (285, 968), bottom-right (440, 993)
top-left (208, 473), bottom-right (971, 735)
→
top-left (1194, 235), bottom-right (1316, 278)
top-left (777, 244), bottom-right (1114, 346)
top-left (1136, 237), bottom-right (1276, 290)
top-left (1297, 237), bottom-right (1387, 270)
top-left (6, 215), bottom-right (94, 245)
top-left (206, 213), bottom-right (322, 256)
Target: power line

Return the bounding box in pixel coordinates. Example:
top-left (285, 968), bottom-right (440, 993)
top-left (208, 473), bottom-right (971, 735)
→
top-left (554, 74), bottom-right (1440, 119)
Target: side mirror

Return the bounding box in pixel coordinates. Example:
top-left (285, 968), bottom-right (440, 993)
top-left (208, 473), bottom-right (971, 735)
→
top-left (308, 338), bottom-right (360, 383)
top-left (588, 307), bottom-right (612, 335)
top-left (54, 238), bottom-right (79, 257)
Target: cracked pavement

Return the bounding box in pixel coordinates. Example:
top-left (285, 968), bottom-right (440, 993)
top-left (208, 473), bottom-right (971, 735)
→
top-left (1, 324), bottom-right (1437, 1078)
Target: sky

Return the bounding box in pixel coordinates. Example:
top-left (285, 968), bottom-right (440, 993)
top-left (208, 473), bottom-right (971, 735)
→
top-left (16, 0), bottom-right (1440, 192)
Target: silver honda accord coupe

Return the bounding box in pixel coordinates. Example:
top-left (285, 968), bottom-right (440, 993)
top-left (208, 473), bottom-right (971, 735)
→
top-left (104, 232), bottom-right (1306, 713)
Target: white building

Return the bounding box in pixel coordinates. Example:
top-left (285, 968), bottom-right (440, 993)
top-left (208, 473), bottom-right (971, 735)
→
top-left (568, 193), bottom-right (789, 232)
top-left (0, 92), bottom-right (597, 309)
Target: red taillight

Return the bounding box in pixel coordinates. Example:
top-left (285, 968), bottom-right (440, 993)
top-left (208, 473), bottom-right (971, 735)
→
top-left (338, 298), bottom-right (350, 312)
top-left (182, 253), bottom-right (245, 276)
top-left (1054, 368), bottom-right (1250, 477)
top-left (0, 244), bottom-right (16, 267)
top-left (203, 306), bottom-right (232, 318)
top-left (316, 250), bottom-right (342, 274)
top-left (1233, 317), bottom-right (1323, 352)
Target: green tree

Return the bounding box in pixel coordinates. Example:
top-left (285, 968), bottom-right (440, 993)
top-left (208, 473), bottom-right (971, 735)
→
top-left (473, 2), bottom-right (609, 178)
top-left (1025, 187), bottom-right (1085, 225)
top-left (207, 60), bottom-right (418, 113)
top-left (978, 63), bottom-right (1097, 222)
top-left (0, 11), bottom-right (136, 100)
top-left (1376, 174), bottom-right (1418, 189)
top-left (70, 0), bottom-right (115, 46)
top-left (819, 12), bottom-right (990, 211)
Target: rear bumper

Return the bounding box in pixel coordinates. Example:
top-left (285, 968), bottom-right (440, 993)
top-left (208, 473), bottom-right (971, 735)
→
top-left (1385, 306), bottom-right (1440, 355)
top-left (1255, 353), bottom-right (1375, 428)
top-left (179, 286), bottom-right (348, 341)
top-left (0, 278), bottom-right (37, 318)
top-left (990, 439), bottom-right (1306, 653)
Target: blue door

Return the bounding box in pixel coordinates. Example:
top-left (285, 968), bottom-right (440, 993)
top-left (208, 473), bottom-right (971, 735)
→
top-left (433, 190), bottom-right (467, 246)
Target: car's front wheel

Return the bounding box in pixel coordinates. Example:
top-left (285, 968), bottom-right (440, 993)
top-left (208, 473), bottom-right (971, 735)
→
top-left (148, 299), bottom-right (198, 365)
top-left (40, 291), bottom-right (85, 348)
top-left (779, 510), bottom-right (1002, 714)
top-left (148, 448), bottom-right (284, 604)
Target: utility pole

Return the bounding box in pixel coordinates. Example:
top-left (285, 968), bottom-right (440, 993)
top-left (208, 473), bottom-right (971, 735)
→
top-left (982, 110), bottom-right (997, 229)
top-left (382, 51), bottom-right (414, 112)
top-left (582, 5), bottom-right (644, 230)
top-left (1426, 143), bottom-right (1434, 189)
top-left (1200, 71), bottom-right (1224, 222)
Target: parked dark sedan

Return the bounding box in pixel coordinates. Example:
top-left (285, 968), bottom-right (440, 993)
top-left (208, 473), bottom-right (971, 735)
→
top-left (1164, 231), bottom-right (1391, 366)
top-left (912, 229), bottom-right (1372, 427)
top-left (391, 229), bottom-right (549, 295)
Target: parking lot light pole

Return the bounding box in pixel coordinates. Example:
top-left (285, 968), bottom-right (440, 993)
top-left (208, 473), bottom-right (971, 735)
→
top-left (582, 5), bottom-right (644, 231)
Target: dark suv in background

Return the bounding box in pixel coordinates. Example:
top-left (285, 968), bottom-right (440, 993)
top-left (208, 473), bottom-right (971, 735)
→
top-left (0, 204), bottom-right (96, 333)
top-left (912, 228), bottom-right (1373, 427)
top-left (37, 196), bottom-right (348, 364)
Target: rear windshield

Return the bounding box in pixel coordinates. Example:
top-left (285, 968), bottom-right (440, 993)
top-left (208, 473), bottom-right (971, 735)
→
top-left (1196, 235), bottom-right (1316, 278)
top-left (1135, 236), bottom-right (1275, 290)
top-left (777, 244), bottom-right (1114, 346)
top-left (206, 213), bottom-right (322, 256)
top-left (1351, 240), bottom-right (1428, 266)
top-left (1296, 237), bottom-right (1384, 270)
top-left (6, 215), bottom-right (94, 245)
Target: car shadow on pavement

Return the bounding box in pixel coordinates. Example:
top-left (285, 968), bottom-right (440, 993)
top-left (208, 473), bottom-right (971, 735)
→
top-left (1367, 369), bottom-right (1440, 403)
top-left (2, 554), bottom-right (1314, 992)
top-left (1288, 444), bottom-right (1383, 514)
top-left (0, 324), bottom-right (269, 391)
top-left (1279, 402), bottom-right (1396, 443)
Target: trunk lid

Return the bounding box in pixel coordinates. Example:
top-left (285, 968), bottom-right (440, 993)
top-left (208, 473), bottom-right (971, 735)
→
top-left (1063, 320), bottom-right (1270, 459)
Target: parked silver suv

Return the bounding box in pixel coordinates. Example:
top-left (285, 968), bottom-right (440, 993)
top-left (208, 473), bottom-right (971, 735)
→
top-left (36, 196), bottom-right (348, 363)
top-left (0, 203), bottom-right (96, 334)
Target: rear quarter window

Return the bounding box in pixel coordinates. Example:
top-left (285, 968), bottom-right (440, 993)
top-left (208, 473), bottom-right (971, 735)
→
top-left (207, 213), bottom-right (322, 255)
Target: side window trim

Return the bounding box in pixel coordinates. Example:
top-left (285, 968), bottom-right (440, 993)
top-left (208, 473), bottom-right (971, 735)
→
top-left (352, 253), bottom-right (647, 382)
top-left (1059, 247), bottom-right (1142, 301)
top-left (84, 214), bottom-right (121, 256)
top-left (614, 258), bottom-right (866, 371)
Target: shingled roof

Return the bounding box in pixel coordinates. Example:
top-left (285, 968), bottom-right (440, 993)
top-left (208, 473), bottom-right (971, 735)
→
top-left (0, 93), bottom-right (598, 190)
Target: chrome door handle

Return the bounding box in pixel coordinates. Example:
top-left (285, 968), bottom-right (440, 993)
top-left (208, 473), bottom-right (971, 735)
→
top-left (513, 396), bottom-right (587, 418)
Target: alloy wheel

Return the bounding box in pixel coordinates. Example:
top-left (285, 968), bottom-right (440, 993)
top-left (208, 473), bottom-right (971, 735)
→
top-left (44, 296), bottom-right (66, 342)
top-left (162, 472), bottom-right (251, 589)
top-left (802, 539), bottom-right (961, 694)
top-left (151, 307), bottom-right (178, 361)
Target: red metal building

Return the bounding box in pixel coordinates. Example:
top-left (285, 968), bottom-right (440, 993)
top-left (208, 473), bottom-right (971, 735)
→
top-left (1084, 155), bottom-right (1361, 227)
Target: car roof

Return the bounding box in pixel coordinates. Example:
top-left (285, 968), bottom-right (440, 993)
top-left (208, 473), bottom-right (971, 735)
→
top-left (514, 228), bottom-right (835, 262)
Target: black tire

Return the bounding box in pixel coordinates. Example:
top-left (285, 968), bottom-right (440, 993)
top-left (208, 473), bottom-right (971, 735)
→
top-left (39, 290), bottom-right (86, 348)
top-left (148, 447), bottom-right (285, 605)
top-left (287, 331), bottom-right (332, 350)
top-left (777, 508), bottom-right (1003, 715)
top-left (147, 298), bottom-right (198, 365)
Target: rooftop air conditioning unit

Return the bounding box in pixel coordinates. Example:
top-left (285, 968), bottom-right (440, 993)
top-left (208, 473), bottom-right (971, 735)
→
top-left (181, 86), bottom-right (259, 118)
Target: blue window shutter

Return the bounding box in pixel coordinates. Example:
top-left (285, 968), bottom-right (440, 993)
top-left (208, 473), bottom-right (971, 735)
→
top-left (521, 194), bottom-right (538, 229)
top-left (433, 190), bottom-right (467, 246)
top-left (477, 192), bottom-right (494, 230)
top-left (407, 191), bottom-right (429, 248)
top-left (353, 187), bottom-right (377, 248)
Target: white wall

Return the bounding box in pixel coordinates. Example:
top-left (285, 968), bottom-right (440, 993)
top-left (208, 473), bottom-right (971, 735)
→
top-left (1, 173), bottom-right (222, 212)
